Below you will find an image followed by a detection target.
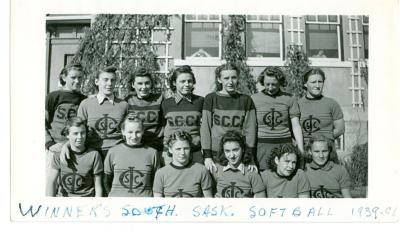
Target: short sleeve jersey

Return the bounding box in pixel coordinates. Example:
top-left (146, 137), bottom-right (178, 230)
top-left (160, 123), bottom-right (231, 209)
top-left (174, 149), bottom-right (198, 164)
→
top-left (260, 169), bottom-right (310, 198)
top-left (153, 162), bottom-right (212, 197)
top-left (298, 96), bottom-right (343, 142)
top-left (51, 148), bottom-right (103, 197)
top-left (305, 161), bottom-right (351, 198)
top-left (212, 164), bottom-right (265, 198)
top-left (251, 90), bottom-right (300, 141)
top-left (104, 143), bottom-right (159, 197)
top-left (77, 97), bottom-right (128, 150)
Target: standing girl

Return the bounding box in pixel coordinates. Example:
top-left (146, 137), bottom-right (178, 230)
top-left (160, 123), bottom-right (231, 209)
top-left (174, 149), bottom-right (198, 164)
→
top-left (211, 130), bottom-right (265, 198)
top-left (103, 114), bottom-right (159, 197)
top-left (46, 117), bottom-right (103, 197)
top-left (201, 63), bottom-right (257, 172)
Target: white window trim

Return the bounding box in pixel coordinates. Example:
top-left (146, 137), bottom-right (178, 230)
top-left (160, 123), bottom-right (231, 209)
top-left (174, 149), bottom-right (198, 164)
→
top-left (246, 15), bottom-right (282, 23)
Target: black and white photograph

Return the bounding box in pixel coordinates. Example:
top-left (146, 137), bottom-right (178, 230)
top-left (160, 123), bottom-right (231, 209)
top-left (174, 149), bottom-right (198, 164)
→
top-left (7, 0), bottom-right (400, 229)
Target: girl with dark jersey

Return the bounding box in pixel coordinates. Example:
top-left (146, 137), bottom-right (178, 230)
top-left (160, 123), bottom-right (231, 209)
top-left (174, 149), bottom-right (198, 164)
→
top-left (125, 67), bottom-right (163, 152)
top-left (251, 66), bottom-right (304, 171)
top-left (103, 114), bottom-right (159, 197)
top-left (153, 131), bottom-right (213, 198)
top-left (298, 68), bottom-right (345, 163)
top-left (260, 144), bottom-right (310, 198)
top-left (161, 65), bottom-right (204, 165)
top-left (305, 135), bottom-right (352, 198)
top-left (211, 130), bottom-right (265, 198)
top-left (201, 63), bottom-right (257, 173)
top-left (46, 117), bottom-right (103, 197)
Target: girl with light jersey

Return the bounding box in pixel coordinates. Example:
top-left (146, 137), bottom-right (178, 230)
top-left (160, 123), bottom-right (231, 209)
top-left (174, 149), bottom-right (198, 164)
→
top-left (153, 131), bottom-right (213, 198)
top-left (251, 66), bottom-right (304, 171)
top-left (260, 144), bottom-right (310, 198)
top-left (211, 130), bottom-right (265, 198)
top-left (201, 63), bottom-right (257, 173)
top-left (46, 117), bottom-right (103, 197)
top-left (125, 67), bottom-right (163, 153)
top-left (298, 68), bottom-right (345, 163)
top-left (103, 114), bottom-right (159, 197)
top-left (161, 65), bottom-right (204, 165)
top-left (305, 135), bottom-right (352, 198)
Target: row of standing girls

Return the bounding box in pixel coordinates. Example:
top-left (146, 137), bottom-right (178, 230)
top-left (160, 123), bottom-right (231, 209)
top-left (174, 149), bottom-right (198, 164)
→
top-left (45, 62), bottom-right (351, 198)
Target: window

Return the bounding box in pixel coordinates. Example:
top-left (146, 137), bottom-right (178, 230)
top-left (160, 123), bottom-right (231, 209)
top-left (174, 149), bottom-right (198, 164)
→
top-left (184, 15), bottom-right (221, 58)
top-left (305, 15), bottom-right (341, 59)
top-left (362, 16), bottom-right (369, 59)
top-left (245, 15), bottom-right (282, 58)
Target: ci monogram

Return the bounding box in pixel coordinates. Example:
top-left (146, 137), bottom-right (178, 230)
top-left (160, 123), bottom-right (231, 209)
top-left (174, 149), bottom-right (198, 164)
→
top-left (302, 115), bottom-right (321, 135)
top-left (221, 182), bottom-right (244, 198)
top-left (263, 108), bottom-right (283, 130)
top-left (311, 185), bottom-right (337, 198)
top-left (62, 171), bottom-right (84, 193)
top-left (171, 189), bottom-right (194, 197)
top-left (119, 167), bottom-right (144, 193)
top-left (95, 114), bottom-right (118, 138)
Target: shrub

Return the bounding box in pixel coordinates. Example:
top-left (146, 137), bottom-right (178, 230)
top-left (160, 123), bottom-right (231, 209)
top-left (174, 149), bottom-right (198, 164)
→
top-left (346, 143), bottom-right (368, 187)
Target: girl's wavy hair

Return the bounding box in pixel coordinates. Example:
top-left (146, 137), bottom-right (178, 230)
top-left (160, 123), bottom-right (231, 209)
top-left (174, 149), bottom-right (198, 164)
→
top-left (128, 67), bottom-right (154, 90)
top-left (267, 143), bottom-right (302, 172)
top-left (218, 130), bottom-right (251, 166)
top-left (305, 134), bottom-right (334, 163)
top-left (214, 62), bottom-right (240, 91)
top-left (164, 131), bottom-right (193, 157)
top-left (168, 65), bottom-right (196, 92)
top-left (258, 66), bottom-right (287, 87)
top-left (59, 63), bottom-right (83, 86)
top-left (61, 116), bottom-right (88, 137)
top-left (119, 113), bottom-right (144, 133)
top-left (302, 67), bottom-right (326, 90)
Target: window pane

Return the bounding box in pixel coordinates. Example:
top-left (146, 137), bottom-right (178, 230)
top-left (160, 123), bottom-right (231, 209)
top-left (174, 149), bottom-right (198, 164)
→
top-left (247, 15), bottom-right (258, 21)
top-left (271, 15), bottom-right (280, 21)
top-left (328, 15), bottom-right (338, 23)
top-left (306, 24), bottom-right (339, 58)
top-left (306, 15), bottom-right (316, 22)
top-left (363, 25), bottom-right (369, 58)
top-left (246, 23), bottom-right (280, 57)
top-left (317, 15), bottom-right (328, 22)
top-left (209, 15), bottom-right (220, 20)
top-left (198, 15), bottom-right (208, 20)
top-left (184, 22), bottom-right (219, 57)
top-left (186, 15), bottom-right (196, 20)
top-left (259, 15), bottom-right (270, 21)
top-left (363, 16), bottom-right (369, 24)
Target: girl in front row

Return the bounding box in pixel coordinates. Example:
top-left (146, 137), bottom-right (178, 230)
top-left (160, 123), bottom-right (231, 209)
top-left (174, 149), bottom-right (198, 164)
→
top-left (211, 130), bottom-right (265, 198)
top-left (260, 144), bottom-right (310, 198)
top-left (46, 117), bottom-right (103, 197)
top-left (103, 114), bottom-right (159, 197)
top-left (153, 131), bottom-right (213, 197)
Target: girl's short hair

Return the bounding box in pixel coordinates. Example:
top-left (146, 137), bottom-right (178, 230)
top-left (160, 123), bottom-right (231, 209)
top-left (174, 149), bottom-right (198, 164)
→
top-left (61, 116), bottom-right (87, 137)
top-left (119, 113), bottom-right (144, 132)
top-left (59, 63), bottom-right (83, 86)
top-left (267, 144), bottom-right (302, 172)
top-left (306, 134), bottom-right (334, 162)
top-left (215, 63), bottom-right (240, 91)
top-left (302, 67), bottom-right (326, 90)
top-left (164, 131), bottom-right (193, 157)
top-left (168, 65), bottom-right (196, 92)
top-left (129, 67), bottom-right (154, 89)
top-left (218, 130), bottom-right (251, 166)
top-left (258, 66), bottom-right (287, 87)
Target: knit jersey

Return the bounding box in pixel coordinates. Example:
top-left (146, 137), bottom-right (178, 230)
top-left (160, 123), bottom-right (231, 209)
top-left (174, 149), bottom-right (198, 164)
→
top-left (201, 92), bottom-right (257, 160)
top-left (305, 161), bottom-right (351, 198)
top-left (51, 148), bottom-right (103, 197)
top-left (212, 164), bottom-right (265, 198)
top-left (126, 94), bottom-right (163, 150)
top-left (251, 90), bottom-right (300, 142)
top-left (161, 94), bottom-right (204, 151)
top-left (153, 162), bottom-right (212, 197)
top-left (45, 90), bottom-right (86, 149)
top-left (77, 96), bottom-right (128, 150)
top-left (298, 96), bottom-right (343, 142)
top-left (260, 169), bottom-right (310, 198)
top-left (104, 143), bottom-right (159, 197)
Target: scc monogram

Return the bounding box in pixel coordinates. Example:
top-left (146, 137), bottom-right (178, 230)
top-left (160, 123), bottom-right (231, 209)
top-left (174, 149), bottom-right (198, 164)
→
top-left (95, 114), bottom-right (118, 138)
top-left (171, 189), bottom-right (194, 197)
top-left (262, 108), bottom-right (283, 130)
top-left (62, 171), bottom-right (85, 193)
top-left (311, 185), bottom-right (337, 198)
top-left (302, 115), bottom-right (321, 135)
top-left (119, 167), bottom-right (144, 193)
top-left (221, 182), bottom-right (244, 198)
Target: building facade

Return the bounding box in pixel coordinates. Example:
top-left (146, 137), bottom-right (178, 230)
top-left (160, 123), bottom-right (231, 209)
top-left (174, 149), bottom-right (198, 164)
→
top-left (46, 14), bottom-right (368, 157)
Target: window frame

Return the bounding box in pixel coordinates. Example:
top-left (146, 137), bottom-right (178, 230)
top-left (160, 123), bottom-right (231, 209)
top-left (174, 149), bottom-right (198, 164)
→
top-left (362, 16), bottom-right (369, 59)
top-left (305, 15), bottom-right (342, 62)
